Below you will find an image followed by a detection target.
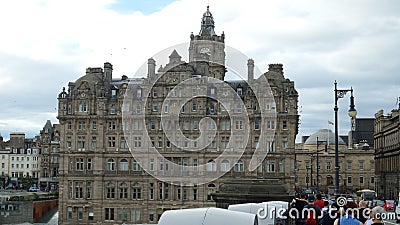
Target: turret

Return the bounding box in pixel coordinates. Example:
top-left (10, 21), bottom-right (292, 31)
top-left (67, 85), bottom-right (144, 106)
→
top-left (148, 58), bottom-right (156, 77)
top-left (247, 59), bottom-right (254, 82)
top-left (104, 62), bottom-right (113, 83)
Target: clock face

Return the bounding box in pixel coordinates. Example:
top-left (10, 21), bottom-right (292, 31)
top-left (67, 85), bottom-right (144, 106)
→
top-left (200, 47), bottom-right (211, 55)
top-left (80, 93), bottom-right (86, 98)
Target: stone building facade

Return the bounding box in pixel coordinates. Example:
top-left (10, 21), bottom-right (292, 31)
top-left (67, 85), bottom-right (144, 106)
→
top-left (375, 108), bottom-right (400, 199)
top-left (295, 129), bottom-right (375, 194)
top-left (38, 120), bottom-right (60, 191)
top-left (57, 7), bottom-right (299, 224)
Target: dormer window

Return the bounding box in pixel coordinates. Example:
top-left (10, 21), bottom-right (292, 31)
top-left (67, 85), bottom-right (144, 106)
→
top-left (237, 88), bottom-right (243, 96)
top-left (111, 89), bottom-right (117, 97)
top-left (78, 103), bottom-right (87, 112)
top-left (209, 104), bottom-right (215, 114)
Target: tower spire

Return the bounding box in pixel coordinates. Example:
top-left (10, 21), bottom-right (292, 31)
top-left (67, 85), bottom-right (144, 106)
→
top-left (199, 5), bottom-right (215, 36)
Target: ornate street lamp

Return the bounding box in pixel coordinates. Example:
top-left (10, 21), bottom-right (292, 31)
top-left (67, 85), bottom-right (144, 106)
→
top-left (334, 81), bottom-right (356, 197)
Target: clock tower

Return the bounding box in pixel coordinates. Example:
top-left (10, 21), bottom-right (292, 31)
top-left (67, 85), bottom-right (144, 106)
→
top-left (189, 6), bottom-right (226, 80)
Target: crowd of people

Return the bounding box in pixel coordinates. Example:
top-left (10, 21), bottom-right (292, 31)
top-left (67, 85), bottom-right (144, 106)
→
top-left (290, 193), bottom-right (389, 225)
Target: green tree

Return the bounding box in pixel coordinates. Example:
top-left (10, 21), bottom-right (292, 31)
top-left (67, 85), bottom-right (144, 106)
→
top-left (21, 175), bottom-right (33, 189)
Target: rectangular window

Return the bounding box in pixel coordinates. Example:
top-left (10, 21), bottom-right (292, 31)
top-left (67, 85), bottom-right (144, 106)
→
top-left (359, 161), bottom-right (364, 170)
top-left (87, 158), bottom-right (92, 170)
top-left (117, 208), bottom-right (129, 221)
top-left (282, 137), bottom-right (288, 149)
top-left (75, 182), bottom-right (83, 199)
top-left (132, 187), bottom-right (142, 199)
top-left (192, 102), bottom-right (197, 111)
top-left (254, 119), bottom-right (260, 130)
top-left (108, 136), bottom-right (116, 148)
top-left (108, 121), bottom-right (117, 130)
top-left (67, 121), bottom-right (72, 130)
top-left (149, 183), bottom-right (154, 200)
top-left (193, 185), bottom-right (198, 200)
top-left (67, 207), bottom-right (73, 220)
top-left (92, 121), bottom-right (97, 130)
top-left (76, 158), bottom-right (84, 171)
top-left (131, 209), bottom-right (141, 222)
top-left (221, 120), bottom-right (231, 130)
top-left (120, 137), bottom-right (128, 148)
top-left (134, 137), bottom-right (142, 148)
top-left (78, 121), bottom-right (86, 130)
top-left (347, 161), bottom-right (352, 170)
top-left (152, 103), bottom-right (158, 111)
top-left (235, 120), bottom-right (243, 130)
top-left (347, 177), bottom-right (352, 184)
top-left (282, 121), bottom-right (287, 130)
top-left (326, 161), bottom-right (331, 170)
top-left (78, 207), bottom-right (83, 220)
top-left (105, 208), bottom-right (115, 221)
top-left (149, 209), bottom-right (155, 222)
top-left (87, 181), bottom-right (92, 199)
top-left (77, 136), bottom-right (85, 150)
top-left (91, 137), bottom-right (97, 149)
top-left (370, 177), bottom-right (375, 183)
top-left (67, 136), bottom-right (72, 148)
top-left (88, 207), bottom-right (94, 220)
top-left (266, 160), bottom-right (275, 172)
top-left (360, 176), bottom-right (364, 184)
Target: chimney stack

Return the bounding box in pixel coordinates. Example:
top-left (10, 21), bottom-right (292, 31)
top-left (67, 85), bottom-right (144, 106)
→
top-left (148, 58), bottom-right (156, 77)
top-left (247, 59), bottom-right (254, 82)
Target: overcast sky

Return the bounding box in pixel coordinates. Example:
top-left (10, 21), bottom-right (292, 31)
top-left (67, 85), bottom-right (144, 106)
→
top-left (0, 0), bottom-right (399, 142)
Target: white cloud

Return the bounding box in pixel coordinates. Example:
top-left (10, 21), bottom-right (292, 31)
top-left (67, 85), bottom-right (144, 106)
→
top-left (0, 0), bottom-right (399, 142)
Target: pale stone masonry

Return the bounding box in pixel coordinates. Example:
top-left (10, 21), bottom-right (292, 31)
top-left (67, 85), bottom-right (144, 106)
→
top-left (57, 6), bottom-right (299, 224)
top-left (374, 108), bottom-right (400, 199)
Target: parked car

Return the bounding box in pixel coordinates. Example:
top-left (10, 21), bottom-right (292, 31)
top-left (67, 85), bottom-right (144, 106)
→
top-left (28, 186), bottom-right (38, 192)
top-left (383, 200), bottom-right (395, 211)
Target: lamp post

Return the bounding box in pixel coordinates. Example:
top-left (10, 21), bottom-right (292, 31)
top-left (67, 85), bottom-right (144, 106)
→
top-left (316, 137), bottom-right (328, 194)
top-left (334, 81), bottom-right (357, 197)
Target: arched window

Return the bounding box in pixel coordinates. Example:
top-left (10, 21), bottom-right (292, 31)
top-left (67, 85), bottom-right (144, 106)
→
top-left (207, 160), bottom-right (216, 172)
top-left (119, 159), bottom-right (128, 171)
top-left (119, 182), bottom-right (128, 199)
top-left (234, 160), bottom-right (244, 172)
top-left (107, 159), bottom-right (115, 171)
top-left (207, 183), bottom-right (216, 200)
top-left (220, 160), bottom-right (230, 172)
top-left (106, 182), bottom-right (115, 199)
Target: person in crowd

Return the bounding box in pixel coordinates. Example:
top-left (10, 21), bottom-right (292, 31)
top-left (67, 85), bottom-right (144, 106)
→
top-left (367, 206), bottom-right (386, 225)
top-left (315, 194), bottom-right (325, 209)
top-left (304, 195), bottom-right (322, 225)
top-left (356, 200), bottom-right (369, 224)
top-left (334, 203), bottom-right (362, 225)
top-left (320, 203), bottom-right (340, 225)
top-left (291, 193), bottom-right (309, 225)
top-left (321, 201), bottom-right (330, 215)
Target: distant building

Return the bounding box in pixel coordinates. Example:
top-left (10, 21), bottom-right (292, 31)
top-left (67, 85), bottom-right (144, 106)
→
top-left (296, 129), bottom-right (375, 194)
top-left (0, 133), bottom-right (41, 189)
top-left (57, 6), bottom-right (299, 225)
top-left (374, 108), bottom-right (400, 199)
top-left (39, 120), bottom-right (60, 191)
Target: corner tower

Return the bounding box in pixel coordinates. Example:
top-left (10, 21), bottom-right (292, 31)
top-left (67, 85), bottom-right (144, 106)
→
top-left (189, 6), bottom-right (225, 73)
